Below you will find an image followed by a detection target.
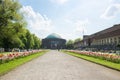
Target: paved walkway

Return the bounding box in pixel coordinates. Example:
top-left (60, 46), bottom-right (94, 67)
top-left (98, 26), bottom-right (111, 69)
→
top-left (0, 50), bottom-right (120, 80)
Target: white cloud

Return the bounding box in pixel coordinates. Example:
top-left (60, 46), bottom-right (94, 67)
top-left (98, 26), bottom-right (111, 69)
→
top-left (62, 18), bottom-right (89, 39)
top-left (101, 0), bottom-right (120, 19)
top-left (20, 6), bottom-right (54, 38)
top-left (64, 18), bottom-right (88, 34)
top-left (50, 0), bottom-right (68, 5)
top-left (110, 0), bottom-right (120, 3)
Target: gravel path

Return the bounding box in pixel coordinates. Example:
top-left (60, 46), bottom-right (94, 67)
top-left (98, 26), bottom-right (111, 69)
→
top-left (0, 50), bottom-right (120, 80)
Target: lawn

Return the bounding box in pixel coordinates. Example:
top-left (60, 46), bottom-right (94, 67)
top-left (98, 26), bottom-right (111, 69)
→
top-left (0, 51), bottom-right (47, 76)
top-left (63, 51), bottom-right (120, 71)
top-left (0, 52), bottom-right (11, 54)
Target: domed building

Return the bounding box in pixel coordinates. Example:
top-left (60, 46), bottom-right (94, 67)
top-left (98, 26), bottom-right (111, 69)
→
top-left (42, 33), bottom-right (66, 49)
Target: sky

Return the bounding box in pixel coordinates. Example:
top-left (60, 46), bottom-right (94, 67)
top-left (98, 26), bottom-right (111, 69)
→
top-left (19, 0), bottom-right (120, 40)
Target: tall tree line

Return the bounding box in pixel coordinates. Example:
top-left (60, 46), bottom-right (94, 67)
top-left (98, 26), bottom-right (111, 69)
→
top-left (0, 0), bottom-right (41, 51)
top-left (66, 38), bottom-right (82, 49)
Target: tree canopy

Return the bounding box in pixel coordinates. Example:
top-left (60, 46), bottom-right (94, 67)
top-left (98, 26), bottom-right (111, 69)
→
top-left (74, 38), bottom-right (82, 43)
top-left (66, 40), bottom-right (74, 49)
top-left (0, 0), bottom-right (41, 51)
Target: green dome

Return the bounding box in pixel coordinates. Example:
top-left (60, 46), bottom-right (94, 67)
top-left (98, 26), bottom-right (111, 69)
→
top-left (46, 33), bottom-right (62, 39)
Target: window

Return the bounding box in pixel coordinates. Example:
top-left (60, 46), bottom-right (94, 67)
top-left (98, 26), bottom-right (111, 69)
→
top-left (109, 38), bottom-right (111, 43)
top-left (102, 40), bottom-right (103, 45)
top-left (110, 38), bottom-right (112, 43)
top-left (114, 37), bottom-right (117, 44)
top-left (119, 37), bottom-right (120, 43)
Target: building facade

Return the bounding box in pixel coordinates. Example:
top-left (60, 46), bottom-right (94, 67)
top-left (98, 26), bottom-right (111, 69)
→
top-left (74, 24), bottom-right (120, 51)
top-left (42, 33), bottom-right (66, 49)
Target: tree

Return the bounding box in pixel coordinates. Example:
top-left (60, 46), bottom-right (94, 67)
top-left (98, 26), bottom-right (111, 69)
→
top-left (74, 38), bottom-right (81, 43)
top-left (33, 34), bottom-right (41, 49)
top-left (66, 40), bottom-right (74, 49)
top-left (0, 0), bottom-right (27, 51)
top-left (24, 30), bottom-right (35, 50)
top-left (0, 0), bottom-right (42, 51)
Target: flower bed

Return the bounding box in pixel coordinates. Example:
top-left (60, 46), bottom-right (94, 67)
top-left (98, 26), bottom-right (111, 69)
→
top-left (0, 50), bottom-right (42, 64)
top-left (66, 50), bottom-right (120, 63)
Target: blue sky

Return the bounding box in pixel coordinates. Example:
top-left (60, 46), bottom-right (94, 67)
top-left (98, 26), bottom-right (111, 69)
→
top-left (19, 0), bottom-right (120, 40)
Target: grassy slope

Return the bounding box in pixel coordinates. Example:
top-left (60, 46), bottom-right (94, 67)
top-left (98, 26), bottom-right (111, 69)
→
top-left (0, 51), bottom-right (47, 76)
top-left (64, 51), bottom-right (120, 71)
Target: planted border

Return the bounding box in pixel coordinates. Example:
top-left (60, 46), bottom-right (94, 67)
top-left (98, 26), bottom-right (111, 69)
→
top-left (0, 50), bottom-right (43, 64)
top-left (63, 50), bottom-right (120, 71)
top-left (66, 50), bottom-right (120, 63)
top-left (0, 50), bottom-right (47, 76)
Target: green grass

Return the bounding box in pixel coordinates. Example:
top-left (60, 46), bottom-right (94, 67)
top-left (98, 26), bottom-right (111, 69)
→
top-left (0, 52), bottom-right (11, 54)
top-left (0, 51), bottom-right (47, 76)
top-left (63, 51), bottom-right (120, 71)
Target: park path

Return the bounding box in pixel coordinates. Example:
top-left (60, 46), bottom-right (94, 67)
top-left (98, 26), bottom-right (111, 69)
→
top-left (0, 50), bottom-right (120, 80)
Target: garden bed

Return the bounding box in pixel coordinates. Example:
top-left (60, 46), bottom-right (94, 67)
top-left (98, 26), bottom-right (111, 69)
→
top-left (63, 50), bottom-right (120, 71)
top-left (0, 50), bottom-right (47, 76)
